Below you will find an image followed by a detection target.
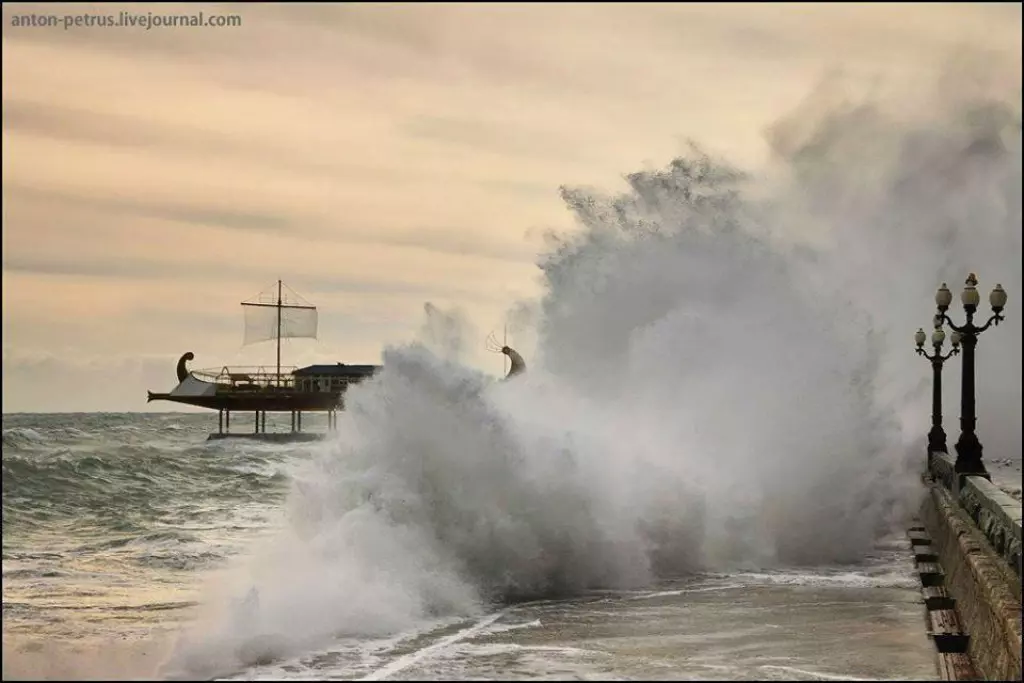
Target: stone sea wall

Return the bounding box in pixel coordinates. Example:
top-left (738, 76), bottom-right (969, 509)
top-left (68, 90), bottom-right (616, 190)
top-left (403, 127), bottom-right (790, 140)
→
top-left (921, 453), bottom-right (1022, 681)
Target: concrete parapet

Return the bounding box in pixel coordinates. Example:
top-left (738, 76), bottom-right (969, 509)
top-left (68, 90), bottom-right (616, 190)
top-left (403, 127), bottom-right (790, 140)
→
top-left (929, 451), bottom-right (1023, 580)
top-left (959, 476), bottom-right (1023, 580)
top-left (920, 482), bottom-right (1022, 681)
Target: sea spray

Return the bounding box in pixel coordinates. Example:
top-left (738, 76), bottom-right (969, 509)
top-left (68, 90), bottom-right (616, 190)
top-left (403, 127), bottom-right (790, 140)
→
top-left (531, 146), bottom-right (904, 566)
top-left (765, 70), bottom-right (1022, 465)
top-left (162, 64), bottom-right (1021, 679)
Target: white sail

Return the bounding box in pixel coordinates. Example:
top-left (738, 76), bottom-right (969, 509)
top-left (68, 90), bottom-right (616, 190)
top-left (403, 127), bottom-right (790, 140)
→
top-left (242, 303), bottom-right (318, 346)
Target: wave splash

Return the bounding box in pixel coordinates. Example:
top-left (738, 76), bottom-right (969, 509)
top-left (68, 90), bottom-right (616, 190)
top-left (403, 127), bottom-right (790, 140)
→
top-left (163, 64), bottom-right (1021, 679)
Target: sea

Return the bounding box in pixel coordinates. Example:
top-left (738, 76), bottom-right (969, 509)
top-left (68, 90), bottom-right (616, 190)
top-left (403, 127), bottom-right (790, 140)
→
top-left (5, 411), bottom-right (1018, 682)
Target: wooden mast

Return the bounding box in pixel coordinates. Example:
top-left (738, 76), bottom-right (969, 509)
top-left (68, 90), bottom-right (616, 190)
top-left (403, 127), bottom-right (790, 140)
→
top-left (240, 280), bottom-right (316, 386)
top-left (276, 279), bottom-right (282, 381)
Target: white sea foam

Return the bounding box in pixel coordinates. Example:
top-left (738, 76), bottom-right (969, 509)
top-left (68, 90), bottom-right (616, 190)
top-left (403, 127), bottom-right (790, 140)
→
top-left (733, 570), bottom-right (919, 590)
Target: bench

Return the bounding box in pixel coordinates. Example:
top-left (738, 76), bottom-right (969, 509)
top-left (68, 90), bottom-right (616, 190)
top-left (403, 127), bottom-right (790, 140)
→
top-left (909, 528), bottom-right (933, 545)
top-left (917, 561), bottom-right (944, 587)
top-left (937, 652), bottom-right (976, 680)
top-left (928, 608), bottom-right (969, 653)
top-left (922, 585), bottom-right (955, 611)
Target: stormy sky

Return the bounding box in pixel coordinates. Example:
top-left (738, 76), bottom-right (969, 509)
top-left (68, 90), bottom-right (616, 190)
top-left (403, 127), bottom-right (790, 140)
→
top-left (2, 2), bottom-right (1020, 412)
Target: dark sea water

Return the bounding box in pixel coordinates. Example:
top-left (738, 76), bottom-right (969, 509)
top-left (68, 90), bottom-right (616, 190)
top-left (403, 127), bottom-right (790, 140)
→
top-left (1, 411), bottom-right (980, 681)
top-left (2, 413), bottom-right (300, 679)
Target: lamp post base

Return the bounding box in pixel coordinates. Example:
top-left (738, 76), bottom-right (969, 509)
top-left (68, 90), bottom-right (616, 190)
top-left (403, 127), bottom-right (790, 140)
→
top-left (926, 426), bottom-right (947, 468)
top-left (953, 432), bottom-right (990, 481)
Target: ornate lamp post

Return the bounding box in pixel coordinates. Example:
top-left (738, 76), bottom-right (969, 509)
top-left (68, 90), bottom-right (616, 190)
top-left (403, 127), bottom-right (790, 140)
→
top-left (915, 322), bottom-right (960, 467)
top-left (934, 273), bottom-right (1008, 479)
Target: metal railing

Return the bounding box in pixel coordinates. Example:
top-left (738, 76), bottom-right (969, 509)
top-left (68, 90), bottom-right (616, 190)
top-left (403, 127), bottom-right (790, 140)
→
top-left (193, 366), bottom-right (298, 389)
top-left (191, 366), bottom-right (364, 394)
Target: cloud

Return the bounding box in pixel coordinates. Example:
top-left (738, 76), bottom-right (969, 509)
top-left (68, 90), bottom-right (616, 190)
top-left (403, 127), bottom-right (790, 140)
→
top-left (1, 98), bottom-right (425, 187)
top-left (1, 183), bottom-right (542, 284)
top-left (4, 181), bottom-right (290, 235)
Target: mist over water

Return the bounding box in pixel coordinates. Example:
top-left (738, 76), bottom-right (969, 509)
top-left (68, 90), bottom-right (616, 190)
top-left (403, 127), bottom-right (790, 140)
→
top-left (164, 64), bottom-right (1022, 678)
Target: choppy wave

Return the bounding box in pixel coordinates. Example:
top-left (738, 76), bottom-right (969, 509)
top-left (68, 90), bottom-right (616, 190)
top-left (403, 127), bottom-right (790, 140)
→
top-left (2, 444), bottom-right (290, 528)
top-left (1, 413), bottom-right (309, 610)
top-left (2, 427), bottom-right (48, 448)
top-left (1, 413), bottom-right (318, 667)
top-left (2, 415), bottom-right (302, 529)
